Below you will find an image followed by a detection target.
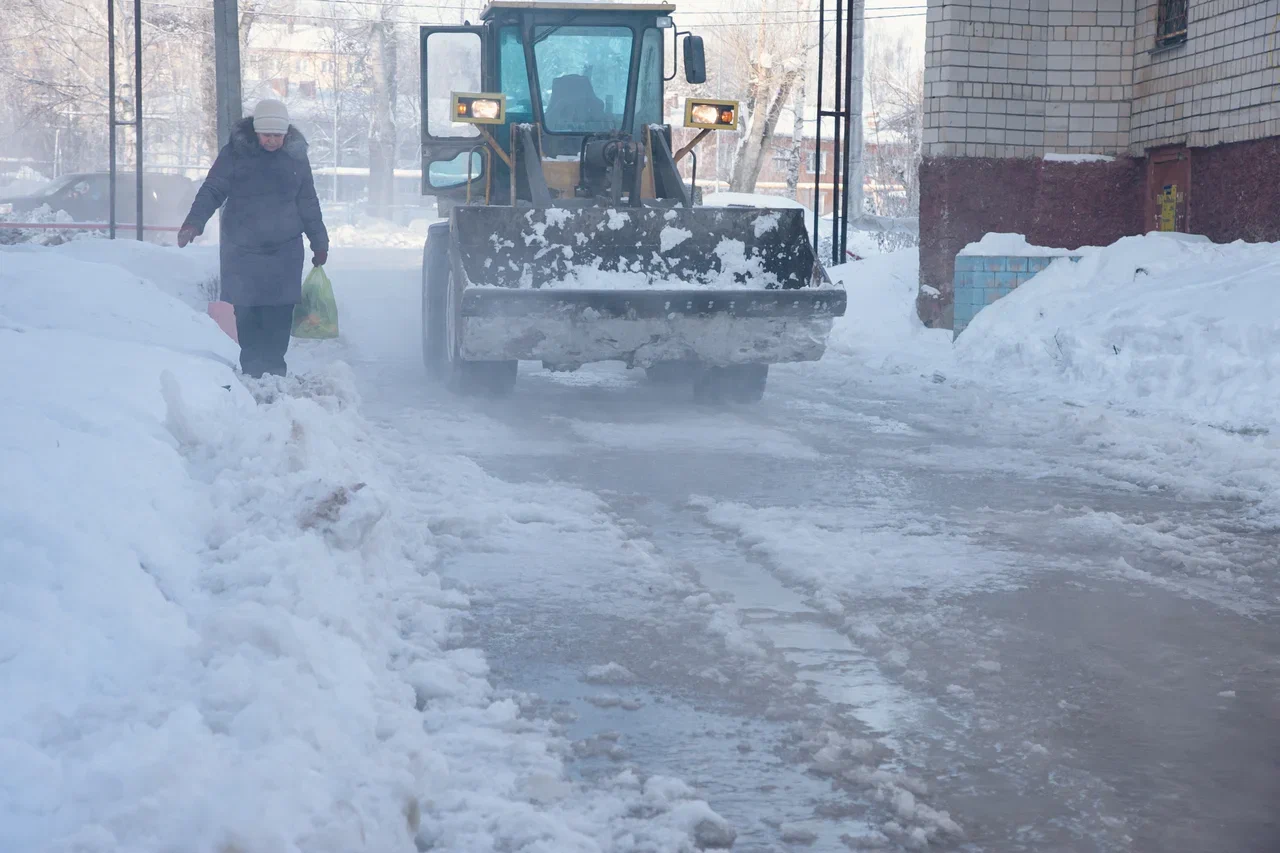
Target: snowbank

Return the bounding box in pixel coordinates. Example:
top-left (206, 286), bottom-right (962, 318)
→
top-left (0, 242), bottom-right (728, 852)
top-left (327, 213), bottom-right (438, 249)
top-left (958, 232), bottom-right (1090, 256)
top-left (955, 233), bottom-right (1280, 429)
top-left (5, 238), bottom-right (220, 308)
top-left (826, 248), bottom-right (953, 371)
top-left (702, 191), bottom-right (809, 211)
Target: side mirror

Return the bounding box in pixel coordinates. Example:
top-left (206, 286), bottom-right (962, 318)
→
top-left (683, 35), bottom-right (707, 85)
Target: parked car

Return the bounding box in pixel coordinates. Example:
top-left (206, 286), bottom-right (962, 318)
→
top-left (0, 171), bottom-right (198, 230)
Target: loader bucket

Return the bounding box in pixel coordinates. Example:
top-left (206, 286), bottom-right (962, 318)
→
top-left (449, 205), bottom-right (847, 369)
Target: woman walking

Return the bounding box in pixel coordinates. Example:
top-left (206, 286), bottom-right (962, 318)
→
top-left (178, 99), bottom-right (329, 378)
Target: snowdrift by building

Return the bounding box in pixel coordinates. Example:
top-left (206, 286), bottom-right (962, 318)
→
top-left (955, 233), bottom-right (1280, 429)
top-left (0, 241), bottom-right (727, 852)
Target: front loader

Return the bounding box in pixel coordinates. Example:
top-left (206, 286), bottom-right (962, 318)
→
top-left (419, 0), bottom-right (846, 401)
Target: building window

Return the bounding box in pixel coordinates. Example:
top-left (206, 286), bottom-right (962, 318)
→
top-left (808, 150), bottom-right (828, 174)
top-left (299, 81), bottom-right (317, 98)
top-left (1156, 0), bottom-right (1188, 48)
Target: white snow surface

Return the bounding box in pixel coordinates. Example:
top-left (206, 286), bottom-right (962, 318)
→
top-left (702, 192), bottom-right (809, 211)
top-left (1043, 153), bottom-right (1117, 163)
top-left (958, 232), bottom-right (1089, 256)
top-left (826, 248), bottom-right (954, 372)
top-left (327, 214), bottom-right (439, 249)
top-left (955, 233), bottom-right (1280, 429)
top-left (6, 238), bottom-right (220, 308)
top-left (0, 242), bottom-right (729, 852)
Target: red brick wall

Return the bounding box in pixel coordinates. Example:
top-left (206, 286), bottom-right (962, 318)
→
top-left (1190, 137), bottom-right (1280, 245)
top-left (918, 156), bottom-right (1145, 329)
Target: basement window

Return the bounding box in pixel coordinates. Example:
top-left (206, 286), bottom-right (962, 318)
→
top-left (1156, 0), bottom-right (1188, 48)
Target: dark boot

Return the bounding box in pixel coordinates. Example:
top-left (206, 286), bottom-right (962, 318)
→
top-left (234, 304), bottom-right (294, 377)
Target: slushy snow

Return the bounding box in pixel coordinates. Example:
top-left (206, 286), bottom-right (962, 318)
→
top-left (0, 239), bottom-right (731, 852)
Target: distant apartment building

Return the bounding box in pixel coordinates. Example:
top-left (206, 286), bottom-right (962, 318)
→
top-left (919, 0), bottom-right (1280, 328)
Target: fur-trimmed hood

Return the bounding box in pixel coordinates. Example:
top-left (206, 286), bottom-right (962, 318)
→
top-left (231, 116), bottom-right (309, 159)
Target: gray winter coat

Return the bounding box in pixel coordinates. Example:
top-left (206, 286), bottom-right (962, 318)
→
top-left (184, 118), bottom-right (329, 306)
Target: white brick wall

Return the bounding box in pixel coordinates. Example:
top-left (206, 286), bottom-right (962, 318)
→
top-left (1130, 0), bottom-right (1280, 152)
top-left (924, 0), bottom-right (1135, 157)
top-left (924, 0), bottom-right (1279, 158)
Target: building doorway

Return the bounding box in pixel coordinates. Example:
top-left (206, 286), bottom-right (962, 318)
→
top-left (1145, 145), bottom-right (1190, 233)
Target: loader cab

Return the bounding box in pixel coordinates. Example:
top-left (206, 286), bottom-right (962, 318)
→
top-left (420, 0), bottom-right (709, 205)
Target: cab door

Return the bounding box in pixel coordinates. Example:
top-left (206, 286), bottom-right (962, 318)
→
top-left (420, 26), bottom-right (491, 204)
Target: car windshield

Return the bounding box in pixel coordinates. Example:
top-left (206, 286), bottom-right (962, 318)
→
top-left (533, 25), bottom-right (633, 133)
top-left (25, 174), bottom-right (81, 199)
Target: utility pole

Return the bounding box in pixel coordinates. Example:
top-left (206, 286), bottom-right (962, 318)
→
top-left (214, 0), bottom-right (243, 148)
top-left (843, 0), bottom-right (864, 222)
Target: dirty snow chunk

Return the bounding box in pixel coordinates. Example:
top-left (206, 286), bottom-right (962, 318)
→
top-left (1044, 152), bottom-right (1116, 163)
top-left (955, 233), bottom-right (1280, 429)
top-left (660, 225), bottom-right (693, 253)
top-left (780, 822), bottom-right (819, 844)
top-left (586, 693), bottom-right (625, 708)
top-left (974, 659), bottom-right (1002, 673)
top-left (583, 662), bottom-right (637, 684)
top-left (1219, 690), bottom-right (1237, 698)
top-left (958, 232), bottom-right (1091, 256)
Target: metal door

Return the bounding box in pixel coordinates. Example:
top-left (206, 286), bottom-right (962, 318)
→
top-left (1146, 145), bottom-right (1190, 233)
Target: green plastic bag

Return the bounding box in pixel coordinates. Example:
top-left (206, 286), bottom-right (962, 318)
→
top-left (292, 265), bottom-right (339, 339)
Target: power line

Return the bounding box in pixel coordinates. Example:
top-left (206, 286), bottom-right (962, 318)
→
top-left (145, 0), bottom-right (923, 25)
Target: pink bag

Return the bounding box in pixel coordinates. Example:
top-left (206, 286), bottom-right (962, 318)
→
top-left (207, 301), bottom-right (238, 343)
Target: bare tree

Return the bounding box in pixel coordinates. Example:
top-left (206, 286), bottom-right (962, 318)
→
top-left (702, 0), bottom-right (814, 194)
top-left (367, 2), bottom-right (398, 219)
top-left (863, 28), bottom-right (922, 218)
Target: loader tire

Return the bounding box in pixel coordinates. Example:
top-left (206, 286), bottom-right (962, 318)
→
top-left (421, 238), bottom-right (449, 378)
top-left (693, 364), bottom-right (768, 404)
top-left (423, 234), bottom-right (518, 397)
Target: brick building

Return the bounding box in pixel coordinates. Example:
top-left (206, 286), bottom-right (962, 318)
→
top-left (918, 0), bottom-right (1280, 328)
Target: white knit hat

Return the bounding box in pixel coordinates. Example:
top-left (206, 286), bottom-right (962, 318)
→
top-left (253, 99), bottom-right (290, 135)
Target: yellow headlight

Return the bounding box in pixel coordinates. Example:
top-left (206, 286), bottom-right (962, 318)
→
top-left (690, 104), bottom-right (720, 126)
top-left (471, 99), bottom-right (501, 120)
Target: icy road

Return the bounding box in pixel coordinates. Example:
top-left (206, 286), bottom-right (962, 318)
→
top-left (320, 248), bottom-right (1279, 852)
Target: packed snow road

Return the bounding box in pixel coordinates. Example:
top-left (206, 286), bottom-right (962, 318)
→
top-left (320, 248), bottom-right (1279, 852)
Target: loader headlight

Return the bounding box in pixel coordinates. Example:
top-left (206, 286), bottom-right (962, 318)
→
top-left (452, 92), bottom-right (507, 125)
top-left (684, 98), bottom-right (739, 130)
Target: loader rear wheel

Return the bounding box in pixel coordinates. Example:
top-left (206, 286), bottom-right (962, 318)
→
top-left (693, 364), bottom-right (769, 404)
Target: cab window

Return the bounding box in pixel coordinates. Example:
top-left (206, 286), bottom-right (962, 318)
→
top-left (533, 25), bottom-right (634, 133)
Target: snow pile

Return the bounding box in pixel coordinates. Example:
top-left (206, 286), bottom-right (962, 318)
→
top-left (958, 232), bottom-right (1089, 256)
top-left (702, 192), bottom-right (808, 211)
top-left (826, 248), bottom-right (953, 371)
top-left (5, 238), bottom-right (220, 308)
top-left (0, 203), bottom-right (94, 246)
top-left (0, 242), bottom-right (730, 852)
top-left (956, 233), bottom-right (1280, 429)
top-left (327, 212), bottom-right (439, 249)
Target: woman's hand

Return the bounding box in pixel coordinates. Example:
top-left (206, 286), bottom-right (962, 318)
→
top-left (177, 225), bottom-right (199, 248)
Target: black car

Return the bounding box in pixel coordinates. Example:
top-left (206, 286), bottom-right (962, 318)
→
top-left (0, 171), bottom-right (198, 228)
